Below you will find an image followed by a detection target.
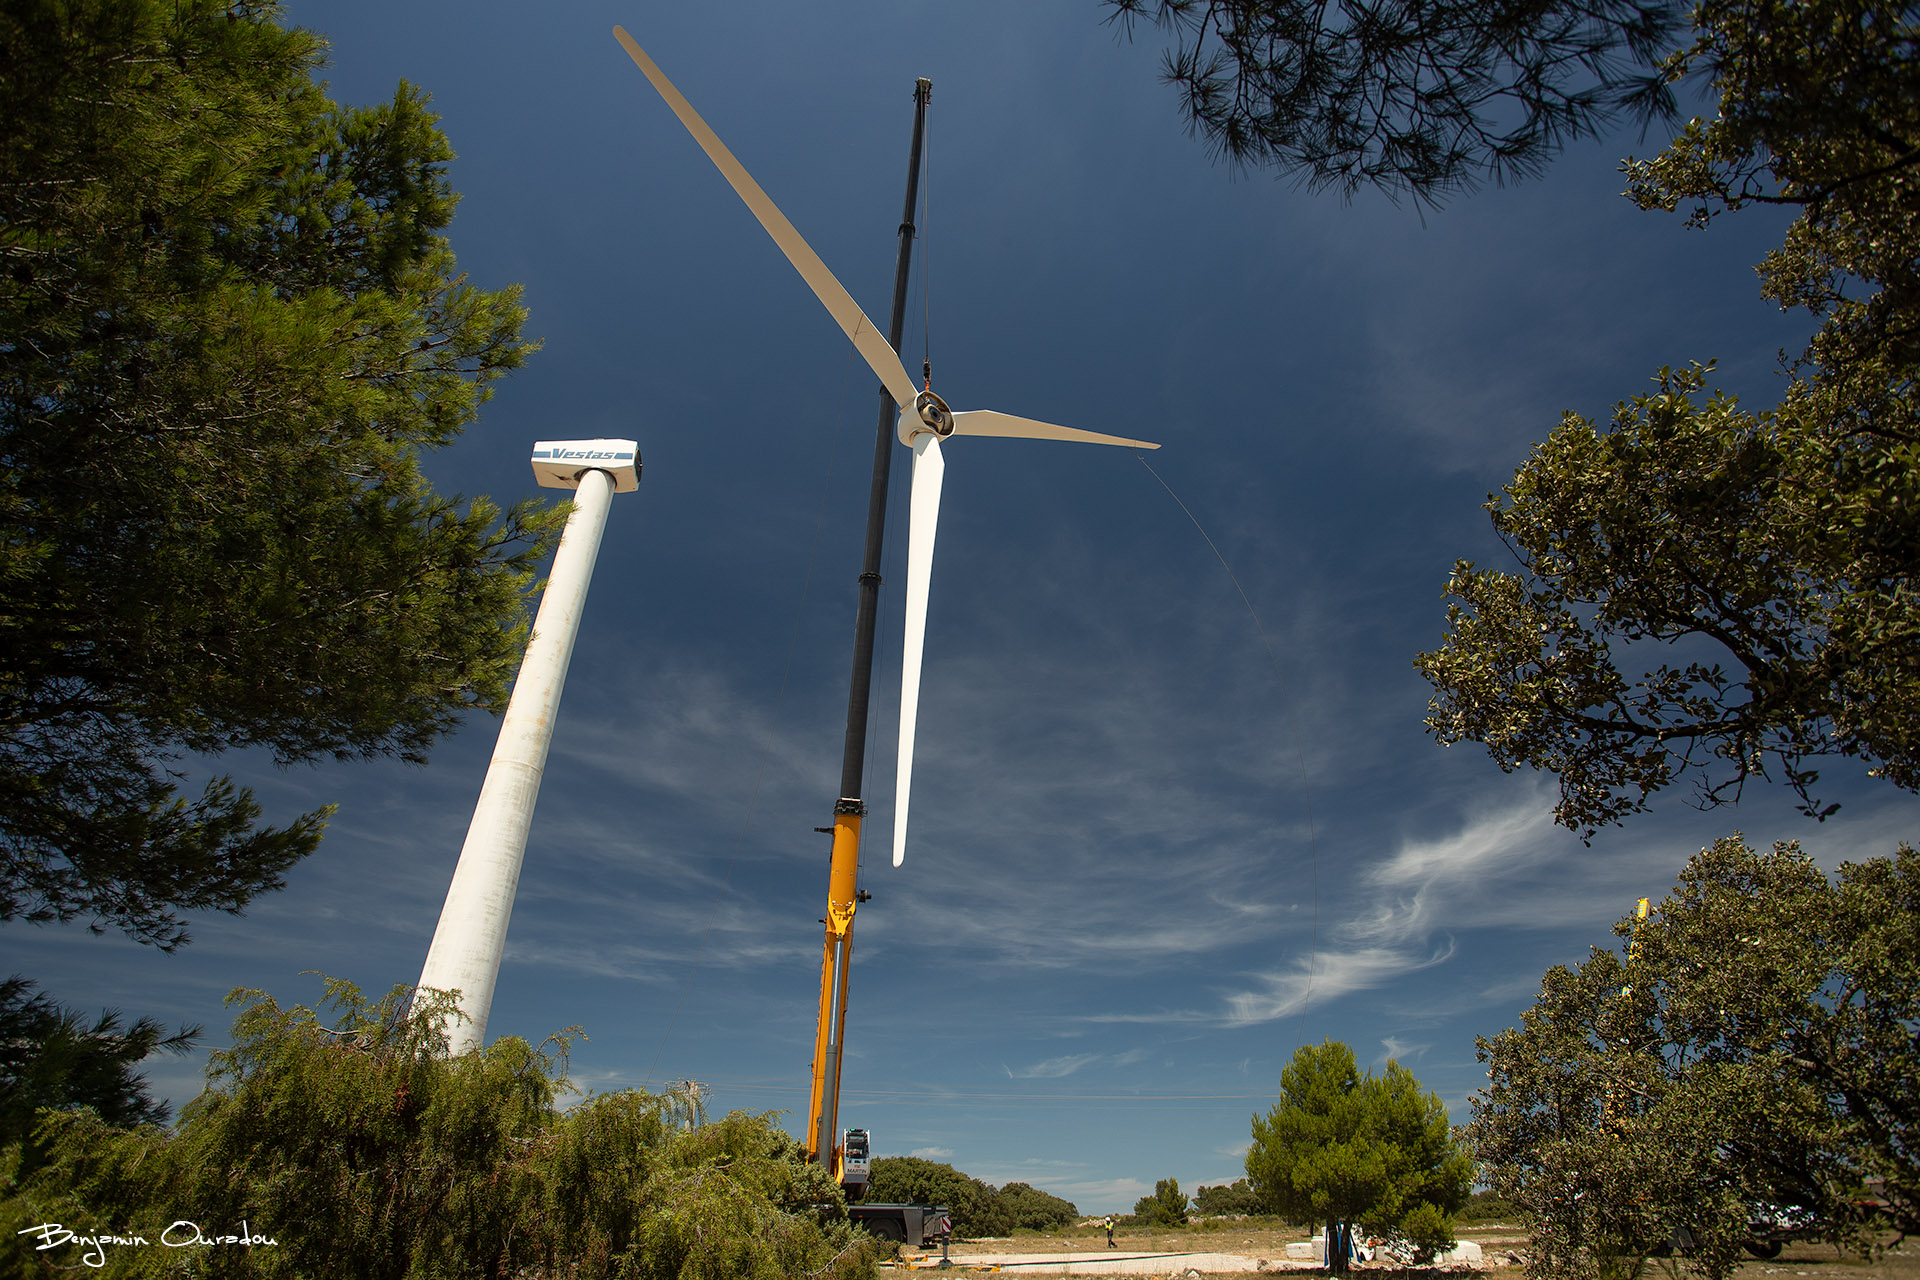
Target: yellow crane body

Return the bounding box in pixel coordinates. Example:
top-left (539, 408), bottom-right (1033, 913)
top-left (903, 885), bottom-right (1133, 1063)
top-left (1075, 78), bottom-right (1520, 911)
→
top-left (805, 808), bottom-right (864, 1185)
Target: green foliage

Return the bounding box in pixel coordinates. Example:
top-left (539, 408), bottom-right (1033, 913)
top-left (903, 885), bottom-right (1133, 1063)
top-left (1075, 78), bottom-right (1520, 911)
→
top-left (0, 978), bottom-right (873, 1279)
top-left (1419, 360), bottom-right (1919, 833)
top-left (1134, 1177), bottom-right (1190, 1226)
top-left (1245, 1041), bottom-right (1471, 1274)
top-left (1456, 1189), bottom-right (1521, 1223)
top-left (1193, 1178), bottom-right (1264, 1216)
top-left (1103, 0), bottom-right (1681, 203)
top-left (864, 1156), bottom-right (1011, 1238)
top-left (1420, 0), bottom-right (1920, 834)
top-left (0, 0), bottom-right (560, 950)
top-left (1472, 837), bottom-right (1920, 1280)
top-left (996, 1180), bottom-right (1080, 1230)
top-left (1400, 1201), bottom-right (1458, 1263)
top-left (0, 978), bottom-right (196, 1175)
top-left (862, 1158), bottom-right (1079, 1237)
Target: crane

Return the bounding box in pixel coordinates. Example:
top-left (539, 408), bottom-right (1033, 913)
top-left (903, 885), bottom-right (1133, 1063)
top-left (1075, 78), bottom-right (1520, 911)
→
top-left (614, 33), bottom-right (1151, 1230)
top-left (611, 29), bottom-right (931, 1192)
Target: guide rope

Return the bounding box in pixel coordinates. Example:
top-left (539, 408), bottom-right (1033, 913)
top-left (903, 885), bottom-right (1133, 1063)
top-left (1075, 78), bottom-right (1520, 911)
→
top-left (1133, 452), bottom-right (1321, 1033)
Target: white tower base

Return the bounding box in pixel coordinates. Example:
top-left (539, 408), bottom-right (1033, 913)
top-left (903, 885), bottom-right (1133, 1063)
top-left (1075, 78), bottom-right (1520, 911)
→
top-left (417, 440), bottom-right (637, 1054)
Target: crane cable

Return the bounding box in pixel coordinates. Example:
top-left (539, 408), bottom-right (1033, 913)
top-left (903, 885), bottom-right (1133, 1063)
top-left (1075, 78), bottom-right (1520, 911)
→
top-left (920, 107), bottom-right (932, 385)
top-left (1133, 453), bottom-right (1321, 1034)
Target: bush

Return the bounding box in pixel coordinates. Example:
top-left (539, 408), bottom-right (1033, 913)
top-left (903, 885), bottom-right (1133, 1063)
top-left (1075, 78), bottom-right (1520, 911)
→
top-left (865, 1156), bottom-right (1012, 1237)
top-left (997, 1181), bottom-right (1079, 1230)
top-left (1134, 1177), bottom-right (1190, 1226)
top-left (1194, 1179), bottom-right (1264, 1216)
top-left (0, 979), bottom-right (874, 1280)
top-left (1455, 1190), bottom-right (1519, 1223)
top-left (1399, 1201), bottom-right (1459, 1263)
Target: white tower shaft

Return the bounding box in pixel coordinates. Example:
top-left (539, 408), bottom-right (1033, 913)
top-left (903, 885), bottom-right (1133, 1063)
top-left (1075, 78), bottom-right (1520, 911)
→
top-left (417, 466), bottom-right (616, 1054)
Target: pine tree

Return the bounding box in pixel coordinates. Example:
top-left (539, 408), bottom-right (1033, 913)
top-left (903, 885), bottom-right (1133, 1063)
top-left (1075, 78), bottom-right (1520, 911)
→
top-left (0, 0), bottom-right (561, 949)
top-left (1246, 1041), bottom-right (1472, 1275)
top-left (0, 978), bottom-right (197, 1175)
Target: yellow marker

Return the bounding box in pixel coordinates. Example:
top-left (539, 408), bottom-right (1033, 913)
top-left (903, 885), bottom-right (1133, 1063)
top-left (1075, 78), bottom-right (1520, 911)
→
top-left (1622, 897), bottom-right (1651, 995)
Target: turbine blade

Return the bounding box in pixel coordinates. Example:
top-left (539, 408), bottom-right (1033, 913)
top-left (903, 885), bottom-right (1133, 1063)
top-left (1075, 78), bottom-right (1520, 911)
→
top-left (894, 434), bottom-right (946, 867)
top-left (949, 409), bottom-right (1160, 450)
top-left (613, 28), bottom-right (917, 409)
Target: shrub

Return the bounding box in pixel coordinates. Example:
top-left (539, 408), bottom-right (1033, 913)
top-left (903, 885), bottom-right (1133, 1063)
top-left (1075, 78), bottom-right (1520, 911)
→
top-left (0, 979), bottom-right (874, 1279)
top-left (1134, 1177), bottom-right (1190, 1226)
top-left (865, 1156), bottom-right (1011, 1237)
top-left (1455, 1190), bottom-right (1519, 1223)
top-left (1400, 1201), bottom-right (1459, 1263)
top-left (1194, 1179), bottom-right (1264, 1216)
top-left (997, 1180), bottom-right (1078, 1230)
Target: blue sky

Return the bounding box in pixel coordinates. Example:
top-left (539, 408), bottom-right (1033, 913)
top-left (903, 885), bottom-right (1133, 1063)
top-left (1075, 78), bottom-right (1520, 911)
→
top-left (10, 0), bottom-right (1918, 1217)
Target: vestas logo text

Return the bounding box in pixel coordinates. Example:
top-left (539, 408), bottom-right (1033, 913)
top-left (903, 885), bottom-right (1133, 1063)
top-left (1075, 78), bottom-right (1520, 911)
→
top-left (551, 450), bottom-right (629, 461)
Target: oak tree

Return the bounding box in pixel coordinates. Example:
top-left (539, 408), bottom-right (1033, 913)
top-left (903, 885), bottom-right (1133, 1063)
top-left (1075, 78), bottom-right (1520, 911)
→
top-left (1472, 837), bottom-right (1920, 1280)
top-left (997, 1181), bottom-right (1080, 1230)
top-left (1418, 0), bottom-right (1920, 833)
top-left (865, 1156), bottom-right (1011, 1238)
top-left (1194, 1178), bottom-right (1263, 1216)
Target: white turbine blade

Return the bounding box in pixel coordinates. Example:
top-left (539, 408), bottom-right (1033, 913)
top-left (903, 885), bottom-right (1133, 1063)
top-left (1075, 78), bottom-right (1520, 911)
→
top-left (950, 409), bottom-right (1160, 450)
top-left (894, 434), bottom-right (946, 867)
top-left (613, 27), bottom-right (917, 409)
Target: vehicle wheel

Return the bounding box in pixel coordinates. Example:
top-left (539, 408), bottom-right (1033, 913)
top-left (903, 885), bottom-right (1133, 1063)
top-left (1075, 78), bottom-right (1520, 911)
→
top-left (1744, 1240), bottom-right (1783, 1259)
top-left (866, 1219), bottom-right (906, 1243)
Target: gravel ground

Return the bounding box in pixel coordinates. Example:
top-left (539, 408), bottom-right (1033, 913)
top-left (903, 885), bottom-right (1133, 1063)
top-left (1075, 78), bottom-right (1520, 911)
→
top-left (917, 1226), bottom-right (1917, 1280)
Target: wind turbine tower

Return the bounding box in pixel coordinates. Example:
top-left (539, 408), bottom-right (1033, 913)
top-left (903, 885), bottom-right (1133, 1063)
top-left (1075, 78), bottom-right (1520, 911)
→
top-left (416, 439), bottom-right (640, 1054)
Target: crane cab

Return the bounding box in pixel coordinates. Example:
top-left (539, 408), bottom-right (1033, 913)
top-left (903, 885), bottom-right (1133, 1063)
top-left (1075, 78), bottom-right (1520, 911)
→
top-left (840, 1127), bottom-right (872, 1192)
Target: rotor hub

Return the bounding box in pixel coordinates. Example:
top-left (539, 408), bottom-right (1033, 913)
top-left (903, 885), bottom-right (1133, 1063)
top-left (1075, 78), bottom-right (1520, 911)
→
top-left (912, 390), bottom-right (954, 440)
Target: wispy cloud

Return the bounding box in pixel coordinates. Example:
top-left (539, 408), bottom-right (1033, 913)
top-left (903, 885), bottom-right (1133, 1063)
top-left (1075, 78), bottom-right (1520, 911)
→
top-left (1223, 942), bottom-right (1456, 1027)
top-left (912, 1146), bottom-right (955, 1159)
top-left (1101, 786), bottom-right (1590, 1028)
top-left (1380, 1036), bottom-right (1430, 1062)
top-left (553, 664), bottom-right (837, 813)
top-left (1007, 1053), bottom-right (1101, 1079)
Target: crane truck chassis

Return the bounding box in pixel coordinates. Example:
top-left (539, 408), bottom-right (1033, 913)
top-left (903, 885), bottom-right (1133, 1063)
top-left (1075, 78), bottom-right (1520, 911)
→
top-left (833, 1128), bottom-right (950, 1246)
top-left (847, 1203), bottom-right (953, 1247)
